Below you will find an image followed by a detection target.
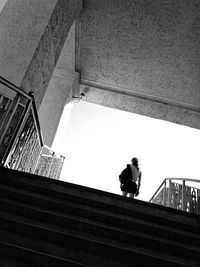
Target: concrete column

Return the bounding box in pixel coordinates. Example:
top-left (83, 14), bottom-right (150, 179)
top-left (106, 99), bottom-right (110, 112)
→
top-left (38, 69), bottom-right (79, 147)
top-left (0, 0), bottom-right (82, 109)
top-left (38, 19), bottom-right (79, 147)
top-left (0, 0), bottom-right (7, 12)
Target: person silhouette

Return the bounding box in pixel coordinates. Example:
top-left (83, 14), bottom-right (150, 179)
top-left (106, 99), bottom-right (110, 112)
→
top-left (119, 157), bottom-right (142, 198)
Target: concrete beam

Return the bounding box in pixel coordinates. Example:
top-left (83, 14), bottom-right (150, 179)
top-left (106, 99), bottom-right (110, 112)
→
top-left (81, 81), bottom-right (200, 130)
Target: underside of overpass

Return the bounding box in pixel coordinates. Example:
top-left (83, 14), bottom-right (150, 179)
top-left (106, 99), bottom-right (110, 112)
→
top-left (45, 0), bottom-right (200, 145)
top-left (1, 3), bottom-right (200, 265)
top-left (77, 0), bottom-right (200, 130)
top-left (0, 0), bottom-right (200, 146)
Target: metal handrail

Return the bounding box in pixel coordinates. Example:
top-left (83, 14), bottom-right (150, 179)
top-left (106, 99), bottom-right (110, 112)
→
top-left (149, 178), bottom-right (200, 203)
top-left (0, 76), bottom-right (32, 100)
top-left (0, 76), bottom-right (65, 180)
top-left (149, 179), bottom-right (166, 203)
top-left (0, 75), bottom-right (43, 147)
top-left (43, 144), bottom-right (65, 158)
top-left (29, 92), bottom-right (44, 147)
top-left (149, 177), bottom-right (200, 214)
top-left (165, 177), bottom-right (200, 183)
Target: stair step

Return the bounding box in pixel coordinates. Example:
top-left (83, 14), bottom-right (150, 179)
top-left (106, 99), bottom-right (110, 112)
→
top-left (0, 167), bottom-right (198, 231)
top-left (0, 255), bottom-right (36, 267)
top-left (0, 216), bottom-right (197, 267)
top-left (0, 240), bottom-right (89, 267)
top-left (0, 167), bottom-right (200, 266)
top-left (0, 197), bottom-right (199, 261)
top-left (0, 183), bottom-right (199, 247)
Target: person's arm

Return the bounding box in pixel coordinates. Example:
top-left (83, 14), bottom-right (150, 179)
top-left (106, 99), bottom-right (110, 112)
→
top-left (138, 172), bottom-right (142, 190)
top-left (135, 172), bottom-right (141, 196)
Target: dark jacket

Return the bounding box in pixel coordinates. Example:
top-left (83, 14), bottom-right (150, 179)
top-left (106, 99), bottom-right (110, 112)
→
top-left (119, 164), bottom-right (132, 184)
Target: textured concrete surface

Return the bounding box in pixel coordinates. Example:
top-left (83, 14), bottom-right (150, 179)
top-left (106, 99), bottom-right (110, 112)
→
top-left (82, 85), bottom-right (200, 130)
top-left (38, 22), bottom-right (77, 146)
top-left (1, 0), bottom-right (200, 131)
top-left (78, 0), bottom-right (200, 125)
top-left (21, 0), bottom-right (82, 109)
top-left (0, 0), bottom-right (58, 88)
top-left (0, 0), bottom-right (7, 12)
top-left (0, 0), bottom-right (82, 109)
top-left (38, 70), bottom-right (78, 146)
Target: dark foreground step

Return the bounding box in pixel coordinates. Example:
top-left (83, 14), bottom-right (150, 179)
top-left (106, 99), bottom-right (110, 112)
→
top-left (0, 183), bottom-right (199, 249)
top-left (0, 167), bottom-right (199, 232)
top-left (0, 217), bottom-right (197, 267)
top-left (0, 240), bottom-right (88, 267)
top-left (0, 167), bottom-right (200, 266)
top-left (0, 197), bottom-right (200, 263)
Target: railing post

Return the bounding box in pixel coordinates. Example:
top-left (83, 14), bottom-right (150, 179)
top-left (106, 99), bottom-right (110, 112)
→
top-left (5, 99), bottom-right (32, 169)
top-left (182, 180), bottom-right (186, 211)
top-left (168, 179), bottom-right (172, 208)
top-left (0, 94), bottom-right (30, 166)
top-left (163, 180), bottom-right (166, 206)
top-left (47, 152), bottom-right (55, 178)
top-left (0, 77), bottom-right (65, 180)
top-left (197, 190), bottom-right (200, 215)
top-left (33, 147), bottom-right (43, 174)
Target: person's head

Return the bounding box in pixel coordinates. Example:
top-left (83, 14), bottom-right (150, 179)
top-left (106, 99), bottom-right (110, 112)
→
top-left (131, 157), bottom-right (139, 169)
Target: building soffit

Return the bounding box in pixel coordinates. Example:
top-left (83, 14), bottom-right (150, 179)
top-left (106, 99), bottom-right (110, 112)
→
top-left (72, 0), bottom-right (200, 130)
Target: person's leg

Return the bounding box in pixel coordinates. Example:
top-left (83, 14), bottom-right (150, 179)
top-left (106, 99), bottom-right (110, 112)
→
top-left (122, 191), bottom-right (128, 197)
top-left (129, 193), bottom-right (135, 199)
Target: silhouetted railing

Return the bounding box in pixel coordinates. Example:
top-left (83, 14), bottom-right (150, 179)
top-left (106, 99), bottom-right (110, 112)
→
top-left (34, 145), bottom-right (65, 180)
top-left (150, 178), bottom-right (200, 214)
top-left (0, 76), bottom-right (65, 179)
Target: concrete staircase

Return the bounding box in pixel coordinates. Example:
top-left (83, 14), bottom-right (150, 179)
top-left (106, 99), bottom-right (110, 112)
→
top-left (0, 167), bottom-right (200, 267)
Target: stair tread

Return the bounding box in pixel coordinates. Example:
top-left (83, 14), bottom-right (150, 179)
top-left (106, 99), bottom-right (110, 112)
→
top-left (0, 184), bottom-right (199, 239)
top-left (0, 167), bottom-right (198, 227)
top-left (0, 217), bottom-right (197, 267)
top-left (0, 197), bottom-right (200, 252)
top-left (0, 167), bottom-right (200, 267)
top-left (0, 240), bottom-right (89, 267)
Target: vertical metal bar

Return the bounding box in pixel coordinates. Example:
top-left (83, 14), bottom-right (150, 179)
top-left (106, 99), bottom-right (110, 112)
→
top-left (163, 180), bottom-right (166, 206)
top-left (33, 145), bottom-right (43, 174)
top-left (3, 97), bottom-right (32, 167)
top-left (57, 156), bottom-right (65, 180)
top-left (0, 94), bottom-right (20, 146)
top-left (197, 190), bottom-right (200, 215)
top-left (168, 179), bottom-right (172, 208)
top-left (47, 152), bottom-right (55, 178)
top-left (0, 95), bottom-right (23, 165)
top-left (25, 135), bottom-right (38, 173)
top-left (0, 97), bottom-right (12, 128)
top-left (182, 180), bottom-right (186, 211)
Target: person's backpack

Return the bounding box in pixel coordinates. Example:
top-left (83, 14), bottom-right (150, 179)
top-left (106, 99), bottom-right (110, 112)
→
top-left (119, 167), bottom-right (129, 184)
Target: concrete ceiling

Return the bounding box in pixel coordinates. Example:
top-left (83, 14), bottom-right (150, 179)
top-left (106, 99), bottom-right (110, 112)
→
top-left (76, 0), bottom-right (200, 128)
top-left (74, 0), bottom-right (200, 129)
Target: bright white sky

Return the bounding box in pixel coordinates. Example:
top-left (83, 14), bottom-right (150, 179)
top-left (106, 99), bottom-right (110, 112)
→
top-left (52, 101), bottom-right (200, 202)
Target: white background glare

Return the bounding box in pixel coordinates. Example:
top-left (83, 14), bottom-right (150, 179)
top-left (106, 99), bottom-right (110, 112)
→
top-left (52, 101), bottom-right (200, 202)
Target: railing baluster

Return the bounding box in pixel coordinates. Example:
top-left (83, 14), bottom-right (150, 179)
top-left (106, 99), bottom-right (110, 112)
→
top-left (182, 180), bottom-right (186, 211)
top-left (0, 93), bottom-right (25, 164)
top-left (168, 179), bottom-right (172, 208)
top-left (0, 76), bottom-right (65, 180)
top-left (163, 180), bottom-right (166, 206)
top-left (4, 98), bottom-right (32, 169)
top-left (150, 178), bottom-right (200, 214)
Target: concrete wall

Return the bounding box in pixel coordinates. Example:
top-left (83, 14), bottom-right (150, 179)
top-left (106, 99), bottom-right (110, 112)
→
top-left (0, 0), bottom-right (7, 12)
